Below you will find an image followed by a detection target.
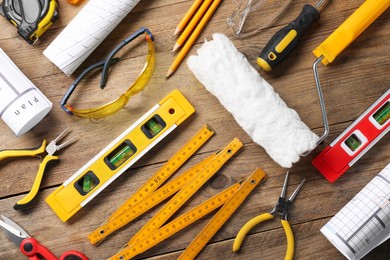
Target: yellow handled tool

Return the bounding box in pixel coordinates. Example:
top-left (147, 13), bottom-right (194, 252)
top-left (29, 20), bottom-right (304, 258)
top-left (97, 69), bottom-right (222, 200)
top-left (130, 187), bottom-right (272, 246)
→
top-left (233, 172), bottom-right (305, 260)
top-left (310, 0), bottom-right (390, 148)
top-left (314, 0), bottom-right (390, 65)
top-left (257, 0), bottom-right (327, 71)
top-left (0, 128), bottom-right (73, 210)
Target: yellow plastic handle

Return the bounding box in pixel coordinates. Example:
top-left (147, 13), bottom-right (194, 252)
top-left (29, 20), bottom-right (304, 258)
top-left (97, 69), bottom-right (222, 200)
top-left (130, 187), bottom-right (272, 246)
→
top-left (233, 212), bottom-right (273, 252)
top-left (14, 155), bottom-right (59, 210)
top-left (0, 140), bottom-right (46, 161)
top-left (281, 220), bottom-right (294, 260)
top-left (313, 0), bottom-right (390, 65)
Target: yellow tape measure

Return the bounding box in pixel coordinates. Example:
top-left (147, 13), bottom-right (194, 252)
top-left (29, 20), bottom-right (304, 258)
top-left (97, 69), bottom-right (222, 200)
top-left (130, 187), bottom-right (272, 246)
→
top-left (109, 125), bottom-right (215, 220)
top-left (178, 168), bottom-right (266, 259)
top-left (46, 89), bottom-right (195, 222)
top-left (109, 183), bottom-right (241, 259)
top-left (111, 168), bottom-right (266, 260)
top-left (128, 138), bottom-right (243, 246)
top-left (88, 153), bottom-right (216, 245)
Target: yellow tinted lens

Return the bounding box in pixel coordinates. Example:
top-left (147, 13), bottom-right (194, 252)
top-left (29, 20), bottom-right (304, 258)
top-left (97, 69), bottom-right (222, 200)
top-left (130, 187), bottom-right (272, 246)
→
top-left (69, 34), bottom-right (156, 118)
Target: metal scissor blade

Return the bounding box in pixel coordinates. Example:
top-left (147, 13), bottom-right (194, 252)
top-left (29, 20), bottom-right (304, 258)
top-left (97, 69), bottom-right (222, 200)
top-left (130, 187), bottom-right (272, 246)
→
top-left (0, 215), bottom-right (29, 246)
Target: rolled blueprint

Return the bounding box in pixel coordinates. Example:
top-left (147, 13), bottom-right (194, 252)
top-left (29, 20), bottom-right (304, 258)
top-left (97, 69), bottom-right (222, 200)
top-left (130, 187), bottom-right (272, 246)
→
top-left (0, 49), bottom-right (52, 136)
top-left (43, 0), bottom-right (141, 75)
top-left (321, 163), bottom-right (390, 260)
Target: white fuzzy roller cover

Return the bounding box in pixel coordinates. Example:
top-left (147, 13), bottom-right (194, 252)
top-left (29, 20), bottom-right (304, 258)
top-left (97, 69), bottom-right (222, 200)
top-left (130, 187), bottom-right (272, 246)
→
top-left (187, 33), bottom-right (319, 168)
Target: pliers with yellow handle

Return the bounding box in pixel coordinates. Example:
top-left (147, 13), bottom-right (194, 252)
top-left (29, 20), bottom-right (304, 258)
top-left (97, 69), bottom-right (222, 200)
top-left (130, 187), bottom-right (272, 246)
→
top-left (0, 128), bottom-right (73, 210)
top-left (233, 172), bottom-right (305, 260)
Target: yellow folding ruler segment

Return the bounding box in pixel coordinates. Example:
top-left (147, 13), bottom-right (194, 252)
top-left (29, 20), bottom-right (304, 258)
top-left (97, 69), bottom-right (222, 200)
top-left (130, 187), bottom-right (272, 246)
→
top-left (109, 125), bottom-right (215, 220)
top-left (46, 89), bottom-right (195, 222)
top-left (178, 168), bottom-right (266, 259)
top-left (110, 168), bottom-right (266, 260)
top-left (127, 138), bottom-right (243, 246)
top-left (88, 153), bottom-right (216, 245)
top-left (110, 183), bottom-right (240, 260)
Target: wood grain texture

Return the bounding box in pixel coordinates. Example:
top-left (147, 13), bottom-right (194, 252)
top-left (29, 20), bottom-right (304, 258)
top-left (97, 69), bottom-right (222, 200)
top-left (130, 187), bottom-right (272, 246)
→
top-left (0, 0), bottom-right (389, 259)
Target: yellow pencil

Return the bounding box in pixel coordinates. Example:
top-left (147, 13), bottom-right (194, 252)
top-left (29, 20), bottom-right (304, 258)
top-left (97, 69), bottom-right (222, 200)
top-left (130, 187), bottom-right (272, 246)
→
top-left (174, 0), bottom-right (204, 37)
top-left (166, 0), bottom-right (223, 79)
top-left (173, 0), bottom-right (213, 52)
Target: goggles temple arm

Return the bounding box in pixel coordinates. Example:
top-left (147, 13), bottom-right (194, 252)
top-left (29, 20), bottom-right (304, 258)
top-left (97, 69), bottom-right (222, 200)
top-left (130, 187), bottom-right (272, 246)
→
top-left (100, 27), bottom-right (155, 89)
top-left (60, 58), bottom-right (120, 115)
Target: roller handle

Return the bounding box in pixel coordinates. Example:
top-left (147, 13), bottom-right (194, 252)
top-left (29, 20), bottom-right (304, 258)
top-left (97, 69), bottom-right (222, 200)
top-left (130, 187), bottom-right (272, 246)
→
top-left (257, 4), bottom-right (320, 71)
top-left (313, 0), bottom-right (390, 65)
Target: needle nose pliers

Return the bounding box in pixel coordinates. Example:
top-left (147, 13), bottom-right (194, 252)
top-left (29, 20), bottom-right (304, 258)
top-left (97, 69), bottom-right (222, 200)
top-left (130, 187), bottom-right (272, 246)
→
top-left (233, 171), bottom-right (305, 260)
top-left (0, 127), bottom-right (73, 210)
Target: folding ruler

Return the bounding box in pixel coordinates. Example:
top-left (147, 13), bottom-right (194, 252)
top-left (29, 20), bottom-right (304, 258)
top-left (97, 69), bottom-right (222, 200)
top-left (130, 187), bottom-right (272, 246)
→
top-left (111, 168), bottom-right (266, 260)
top-left (313, 89), bottom-right (390, 182)
top-left (87, 133), bottom-right (266, 259)
top-left (88, 137), bottom-right (242, 244)
top-left (46, 89), bottom-right (195, 222)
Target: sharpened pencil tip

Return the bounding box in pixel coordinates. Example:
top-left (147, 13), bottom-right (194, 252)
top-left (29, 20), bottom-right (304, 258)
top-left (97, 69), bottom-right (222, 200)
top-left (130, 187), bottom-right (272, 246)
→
top-left (173, 27), bottom-right (181, 37)
top-left (172, 43), bottom-right (180, 52)
top-left (165, 69), bottom-right (173, 80)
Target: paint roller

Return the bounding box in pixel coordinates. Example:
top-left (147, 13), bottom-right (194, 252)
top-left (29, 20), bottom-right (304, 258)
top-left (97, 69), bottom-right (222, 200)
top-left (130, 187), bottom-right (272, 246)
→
top-left (187, 0), bottom-right (389, 168)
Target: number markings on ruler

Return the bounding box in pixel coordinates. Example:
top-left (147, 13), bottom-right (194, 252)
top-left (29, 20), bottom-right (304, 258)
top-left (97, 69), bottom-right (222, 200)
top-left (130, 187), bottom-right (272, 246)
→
top-left (178, 168), bottom-right (266, 259)
top-left (128, 138), bottom-right (243, 246)
top-left (110, 183), bottom-right (241, 260)
top-left (109, 125), bottom-right (215, 221)
top-left (88, 153), bottom-right (216, 245)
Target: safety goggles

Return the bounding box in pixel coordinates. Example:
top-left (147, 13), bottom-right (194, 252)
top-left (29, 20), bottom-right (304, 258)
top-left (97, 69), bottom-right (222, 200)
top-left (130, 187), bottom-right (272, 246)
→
top-left (60, 27), bottom-right (156, 118)
top-left (227, 0), bottom-right (292, 39)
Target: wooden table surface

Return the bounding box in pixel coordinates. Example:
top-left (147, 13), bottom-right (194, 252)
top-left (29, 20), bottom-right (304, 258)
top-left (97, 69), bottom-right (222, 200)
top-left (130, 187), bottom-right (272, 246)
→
top-left (0, 0), bottom-right (389, 259)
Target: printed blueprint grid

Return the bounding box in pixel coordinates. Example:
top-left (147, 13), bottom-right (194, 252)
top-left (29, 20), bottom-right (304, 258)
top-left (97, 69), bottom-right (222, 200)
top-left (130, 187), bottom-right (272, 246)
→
top-left (44, 0), bottom-right (141, 75)
top-left (321, 164), bottom-right (390, 260)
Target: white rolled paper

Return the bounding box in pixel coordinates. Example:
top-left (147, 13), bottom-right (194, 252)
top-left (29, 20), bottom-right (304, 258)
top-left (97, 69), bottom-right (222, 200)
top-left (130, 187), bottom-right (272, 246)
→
top-left (0, 49), bottom-right (52, 136)
top-left (43, 0), bottom-right (141, 75)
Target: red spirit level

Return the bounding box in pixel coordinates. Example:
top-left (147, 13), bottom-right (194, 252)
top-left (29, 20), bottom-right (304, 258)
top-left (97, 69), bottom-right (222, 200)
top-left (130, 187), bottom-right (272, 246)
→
top-left (312, 89), bottom-right (390, 182)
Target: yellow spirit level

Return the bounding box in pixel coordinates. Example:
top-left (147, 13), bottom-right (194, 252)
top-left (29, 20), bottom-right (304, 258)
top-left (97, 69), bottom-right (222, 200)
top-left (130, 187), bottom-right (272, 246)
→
top-left (46, 89), bottom-right (195, 222)
top-left (0, 0), bottom-right (59, 44)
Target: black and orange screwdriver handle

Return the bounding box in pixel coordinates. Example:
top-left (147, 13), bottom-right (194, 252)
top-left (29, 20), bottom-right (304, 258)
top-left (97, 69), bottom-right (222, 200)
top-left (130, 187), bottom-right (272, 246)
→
top-left (257, 1), bottom-right (324, 72)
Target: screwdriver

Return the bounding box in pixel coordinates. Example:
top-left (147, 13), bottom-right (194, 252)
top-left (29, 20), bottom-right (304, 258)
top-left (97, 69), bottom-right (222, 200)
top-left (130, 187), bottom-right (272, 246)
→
top-left (257, 0), bottom-right (326, 72)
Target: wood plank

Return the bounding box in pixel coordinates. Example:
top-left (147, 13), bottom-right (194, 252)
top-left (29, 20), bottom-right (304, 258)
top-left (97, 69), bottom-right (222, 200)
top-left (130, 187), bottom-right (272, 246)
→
top-left (0, 0), bottom-right (389, 259)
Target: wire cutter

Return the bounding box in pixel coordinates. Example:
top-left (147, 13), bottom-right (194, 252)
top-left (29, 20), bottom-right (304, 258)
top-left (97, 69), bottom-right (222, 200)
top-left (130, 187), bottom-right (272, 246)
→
top-left (0, 128), bottom-right (73, 210)
top-left (0, 215), bottom-right (88, 260)
top-left (233, 172), bottom-right (305, 260)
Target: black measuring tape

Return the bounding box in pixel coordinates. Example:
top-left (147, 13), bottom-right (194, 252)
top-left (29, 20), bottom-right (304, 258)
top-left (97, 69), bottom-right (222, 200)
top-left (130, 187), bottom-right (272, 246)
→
top-left (0, 0), bottom-right (59, 44)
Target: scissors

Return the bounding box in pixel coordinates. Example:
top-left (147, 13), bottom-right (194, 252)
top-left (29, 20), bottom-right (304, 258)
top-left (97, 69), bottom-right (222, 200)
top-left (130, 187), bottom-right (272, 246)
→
top-left (0, 215), bottom-right (88, 260)
top-left (233, 171), bottom-right (305, 260)
top-left (0, 128), bottom-right (73, 210)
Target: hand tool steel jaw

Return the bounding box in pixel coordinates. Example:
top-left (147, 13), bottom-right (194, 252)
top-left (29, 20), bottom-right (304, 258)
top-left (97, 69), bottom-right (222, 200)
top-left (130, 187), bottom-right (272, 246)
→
top-left (0, 128), bottom-right (74, 210)
top-left (0, 215), bottom-right (29, 245)
top-left (271, 172), bottom-right (305, 221)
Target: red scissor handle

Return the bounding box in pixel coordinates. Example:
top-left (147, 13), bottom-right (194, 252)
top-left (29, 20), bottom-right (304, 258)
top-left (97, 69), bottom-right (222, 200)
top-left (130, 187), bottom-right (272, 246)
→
top-left (60, 250), bottom-right (89, 260)
top-left (20, 237), bottom-right (89, 260)
top-left (20, 237), bottom-right (57, 260)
